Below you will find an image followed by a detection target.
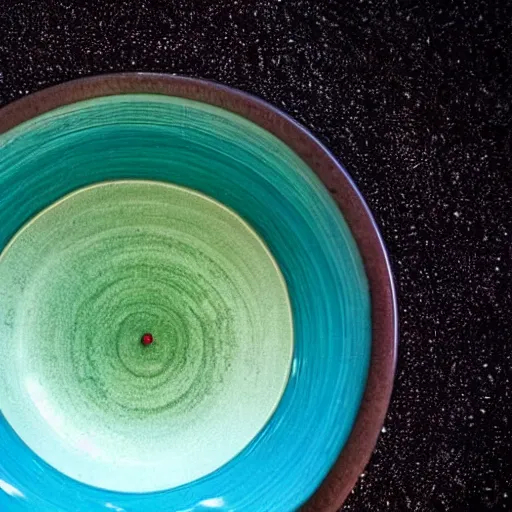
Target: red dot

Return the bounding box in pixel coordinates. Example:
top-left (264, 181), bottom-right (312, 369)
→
top-left (141, 333), bottom-right (154, 346)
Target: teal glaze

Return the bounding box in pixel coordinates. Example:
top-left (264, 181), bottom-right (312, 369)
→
top-left (0, 94), bottom-right (371, 511)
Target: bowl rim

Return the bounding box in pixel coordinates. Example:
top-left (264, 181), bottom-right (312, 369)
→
top-left (0, 73), bottom-right (398, 511)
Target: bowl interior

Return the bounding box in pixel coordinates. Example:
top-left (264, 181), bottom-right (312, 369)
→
top-left (0, 84), bottom-right (391, 512)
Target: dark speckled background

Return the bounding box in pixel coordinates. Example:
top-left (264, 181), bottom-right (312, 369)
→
top-left (1, 1), bottom-right (511, 510)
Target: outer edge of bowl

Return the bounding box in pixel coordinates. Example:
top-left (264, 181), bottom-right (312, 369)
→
top-left (0, 73), bottom-right (398, 511)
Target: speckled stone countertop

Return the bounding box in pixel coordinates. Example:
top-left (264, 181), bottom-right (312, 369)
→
top-left (0, 1), bottom-right (510, 510)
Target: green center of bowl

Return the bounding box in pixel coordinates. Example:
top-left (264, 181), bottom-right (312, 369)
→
top-left (0, 180), bottom-right (293, 492)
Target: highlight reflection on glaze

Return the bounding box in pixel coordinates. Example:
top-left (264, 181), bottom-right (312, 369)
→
top-left (0, 94), bottom-right (371, 512)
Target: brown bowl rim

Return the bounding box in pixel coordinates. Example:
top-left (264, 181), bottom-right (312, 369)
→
top-left (0, 73), bottom-right (398, 511)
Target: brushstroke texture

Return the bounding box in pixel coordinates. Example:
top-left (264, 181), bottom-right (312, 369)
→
top-left (0, 94), bottom-right (370, 511)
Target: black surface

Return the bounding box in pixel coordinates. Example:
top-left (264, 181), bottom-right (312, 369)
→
top-left (0, 1), bottom-right (511, 510)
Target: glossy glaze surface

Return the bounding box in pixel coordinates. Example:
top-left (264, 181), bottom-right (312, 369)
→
top-left (0, 180), bottom-right (293, 492)
top-left (0, 93), bottom-right (371, 511)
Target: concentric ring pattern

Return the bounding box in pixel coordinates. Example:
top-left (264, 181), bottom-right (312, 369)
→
top-left (0, 180), bottom-right (293, 492)
top-left (0, 94), bottom-right (371, 512)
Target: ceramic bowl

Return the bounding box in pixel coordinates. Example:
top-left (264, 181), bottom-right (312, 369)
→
top-left (0, 74), bottom-right (397, 511)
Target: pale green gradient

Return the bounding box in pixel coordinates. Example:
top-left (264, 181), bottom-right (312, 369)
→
top-left (0, 180), bottom-right (293, 492)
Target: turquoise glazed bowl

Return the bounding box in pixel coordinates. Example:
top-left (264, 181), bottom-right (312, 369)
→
top-left (0, 74), bottom-right (397, 511)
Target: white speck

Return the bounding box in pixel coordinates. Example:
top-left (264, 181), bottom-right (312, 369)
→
top-left (495, 266), bottom-right (500, 271)
top-left (505, 492), bottom-right (508, 498)
top-left (381, 426), bottom-right (387, 433)
top-left (404, 91), bottom-right (411, 98)
top-left (480, 409), bottom-right (486, 414)
top-left (454, 211), bottom-right (461, 218)
top-left (483, 363), bottom-right (488, 368)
